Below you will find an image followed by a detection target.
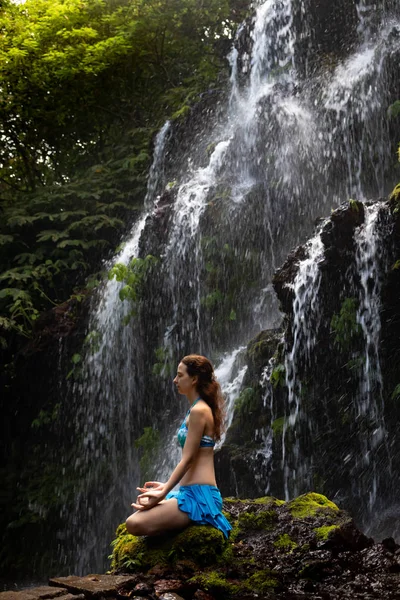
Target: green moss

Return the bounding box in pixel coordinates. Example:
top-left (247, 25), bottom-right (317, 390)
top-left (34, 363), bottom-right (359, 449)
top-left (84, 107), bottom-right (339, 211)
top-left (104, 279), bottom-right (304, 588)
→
top-left (390, 182), bottom-right (400, 213)
top-left (270, 363), bottom-right (286, 388)
top-left (171, 104), bottom-right (191, 121)
top-left (134, 427), bottom-right (160, 480)
top-left (172, 524), bottom-right (226, 565)
top-left (201, 290), bottom-right (224, 310)
top-left (314, 525), bottom-right (339, 541)
top-left (244, 569), bottom-right (280, 592)
top-left (272, 417), bottom-right (285, 436)
top-left (330, 297), bottom-right (362, 352)
top-left (234, 387), bottom-right (258, 414)
top-left (238, 509), bottom-right (278, 532)
top-left (189, 571), bottom-right (239, 596)
top-left (288, 493), bottom-right (339, 519)
top-left (223, 497), bottom-right (247, 504)
top-left (252, 496), bottom-right (285, 506)
top-left (348, 198), bottom-right (360, 212)
top-left (273, 533), bottom-right (298, 552)
top-left (206, 142), bottom-right (217, 156)
top-left (110, 523), bottom-right (228, 572)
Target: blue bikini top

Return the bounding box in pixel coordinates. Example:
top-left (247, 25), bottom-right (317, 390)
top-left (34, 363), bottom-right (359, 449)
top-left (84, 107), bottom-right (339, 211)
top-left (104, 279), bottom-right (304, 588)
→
top-left (177, 399), bottom-right (215, 449)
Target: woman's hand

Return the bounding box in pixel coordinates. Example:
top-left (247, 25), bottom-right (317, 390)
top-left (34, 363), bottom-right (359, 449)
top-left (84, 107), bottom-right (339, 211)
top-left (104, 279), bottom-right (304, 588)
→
top-left (131, 484), bottom-right (167, 511)
top-left (136, 481), bottom-right (165, 493)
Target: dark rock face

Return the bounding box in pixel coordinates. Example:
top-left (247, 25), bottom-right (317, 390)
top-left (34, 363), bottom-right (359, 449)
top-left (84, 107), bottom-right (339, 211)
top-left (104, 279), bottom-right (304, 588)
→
top-left (219, 198), bottom-right (400, 540)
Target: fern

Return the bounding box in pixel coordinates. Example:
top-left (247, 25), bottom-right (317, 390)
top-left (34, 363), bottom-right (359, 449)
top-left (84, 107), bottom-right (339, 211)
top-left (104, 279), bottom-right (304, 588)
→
top-left (0, 235), bottom-right (14, 245)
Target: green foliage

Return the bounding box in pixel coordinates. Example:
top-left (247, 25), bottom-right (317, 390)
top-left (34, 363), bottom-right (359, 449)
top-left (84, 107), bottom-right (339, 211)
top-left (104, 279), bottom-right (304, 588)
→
top-left (348, 198), bottom-right (359, 212)
top-left (390, 183), bottom-right (400, 213)
top-left (31, 404), bottom-right (60, 430)
top-left (330, 298), bottom-right (362, 352)
top-left (152, 346), bottom-right (174, 377)
top-left (272, 416), bottom-right (285, 436)
top-left (388, 101), bottom-right (400, 119)
top-left (234, 387), bottom-right (257, 414)
top-left (134, 427), bottom-right (160, 480)
top-left (108, 255), bottom-right (158, 324)
top-left (391, 384), bottom-right (400, 401)
top-left (0, 0), bottom-right (246, 343)
top-left (270, 363), bottom-right (286, 388)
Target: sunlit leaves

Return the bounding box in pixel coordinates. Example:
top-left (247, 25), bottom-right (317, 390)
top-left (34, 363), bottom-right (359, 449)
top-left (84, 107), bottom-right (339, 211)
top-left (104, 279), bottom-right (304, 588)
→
top-left (0, 0), bottom-right (246, 342)
top-left (109, 255), bottom-right (158, 323)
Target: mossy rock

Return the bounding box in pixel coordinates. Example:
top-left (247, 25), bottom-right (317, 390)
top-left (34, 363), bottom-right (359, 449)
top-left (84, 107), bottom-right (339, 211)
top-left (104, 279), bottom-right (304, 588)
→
top-left (314, 524), bottom-right (339, 541)
top-left (244, 569), bottom-right (280, 592)
top-left (246, 329), bottom-right (281, 376)
top-left (108, 493), bottom-right (383, 598)
top-left (287, 492), bottom-right (340, 519)
top-left (237, 509), bottom-right (278, 532)
top-left (189, 568), bottom-right (280, 597)
top-left (111, 523), bottom-right (227, 572)
top-left (273, 533), bottom-right (298, 552)
top-left (189, 571), bottom-right (240, 596)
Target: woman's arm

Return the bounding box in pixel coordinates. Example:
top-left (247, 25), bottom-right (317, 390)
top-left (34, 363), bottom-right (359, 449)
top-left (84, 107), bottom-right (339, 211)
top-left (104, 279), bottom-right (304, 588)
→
top-left (133, 406), bottom-right (207, 510)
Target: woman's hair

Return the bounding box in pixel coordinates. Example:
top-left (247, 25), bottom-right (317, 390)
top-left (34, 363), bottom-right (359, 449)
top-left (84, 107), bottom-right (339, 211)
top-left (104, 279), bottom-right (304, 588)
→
top-left (181, 354), bottom-right (225, 441)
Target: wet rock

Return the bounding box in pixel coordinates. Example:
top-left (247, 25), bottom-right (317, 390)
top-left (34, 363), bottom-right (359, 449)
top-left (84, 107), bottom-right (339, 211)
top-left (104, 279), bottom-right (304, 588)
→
top-left (192, 591), bottom-right (215, 600)
top-left (131, 582), bottom-right (152, 596)
top-left (48, 575), bottom-right (137, 598)
top-left (0, 589), bottom-right (77, 600)
top-left (107, 492), bottom-right (400, 597)
top-left (157, 594), bottom-right (185, 600)
top-left (153, 581), bottom-right (184, 596)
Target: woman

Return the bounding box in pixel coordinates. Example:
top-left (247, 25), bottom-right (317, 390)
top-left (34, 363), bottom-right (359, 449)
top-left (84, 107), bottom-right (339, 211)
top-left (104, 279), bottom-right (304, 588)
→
top-left (126, 354), bottom-right (231, 538)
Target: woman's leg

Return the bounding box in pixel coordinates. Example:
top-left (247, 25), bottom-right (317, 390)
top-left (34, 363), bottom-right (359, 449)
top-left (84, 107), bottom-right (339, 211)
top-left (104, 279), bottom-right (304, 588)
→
top-left (126, 498), bottom-right (191, 536)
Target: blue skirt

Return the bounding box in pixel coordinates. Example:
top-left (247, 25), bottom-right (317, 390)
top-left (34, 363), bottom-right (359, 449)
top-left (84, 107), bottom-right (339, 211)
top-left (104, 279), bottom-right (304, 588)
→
top-left (166, 484), bottom-right (232, 539)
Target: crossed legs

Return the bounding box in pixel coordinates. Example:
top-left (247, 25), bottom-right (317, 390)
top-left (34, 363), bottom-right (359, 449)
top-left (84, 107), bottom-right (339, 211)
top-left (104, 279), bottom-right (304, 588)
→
top-left (126, 498), bottom-right (191, 536)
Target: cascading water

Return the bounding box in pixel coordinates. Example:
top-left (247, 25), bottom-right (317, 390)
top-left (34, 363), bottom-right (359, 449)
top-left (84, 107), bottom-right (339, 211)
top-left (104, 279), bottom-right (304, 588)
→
top-left (61, 122), bottom-right (171, 573)
top-left (282, 230), bottom-right (325, 499)
top-left (352, 203), bottom-right (393, 516)
top-left (59, 0), bottom-right (400, 573)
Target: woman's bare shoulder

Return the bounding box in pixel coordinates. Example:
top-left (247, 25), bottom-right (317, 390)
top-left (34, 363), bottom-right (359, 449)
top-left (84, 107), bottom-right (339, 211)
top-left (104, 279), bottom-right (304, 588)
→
top-left (191, 400), bottom-right (212, 415)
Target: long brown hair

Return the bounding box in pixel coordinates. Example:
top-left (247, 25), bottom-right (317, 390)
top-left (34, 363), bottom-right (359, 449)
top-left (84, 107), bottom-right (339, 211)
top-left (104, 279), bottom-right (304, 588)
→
top-left (181, 354), bottom-right (225, 441)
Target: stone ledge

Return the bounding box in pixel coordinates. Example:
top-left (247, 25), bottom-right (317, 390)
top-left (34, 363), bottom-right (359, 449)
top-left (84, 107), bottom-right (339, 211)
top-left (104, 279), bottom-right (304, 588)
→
top-left (0, 587), bottom-right (83, 600)
top-left (48, 576), bottom-right (137, 598)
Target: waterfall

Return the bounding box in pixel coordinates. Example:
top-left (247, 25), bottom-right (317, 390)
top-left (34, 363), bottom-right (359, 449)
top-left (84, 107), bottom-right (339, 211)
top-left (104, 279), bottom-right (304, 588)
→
top-left (282, 230), bottom-right (325, 499)
top-left (57, 0), bottom-right (400, 573)
top-left (321, 15), bottom-right (400, 200)
top-left (62, 122), bottom-right (171, 573)
top-left (216, 347), bottom-right (248, 445)
top-left (353, 203), bottom-right (392, 516)
top-left (275, 200), bottom-right (396, 531)
top-left (255, 359), bottom-right (278, 494)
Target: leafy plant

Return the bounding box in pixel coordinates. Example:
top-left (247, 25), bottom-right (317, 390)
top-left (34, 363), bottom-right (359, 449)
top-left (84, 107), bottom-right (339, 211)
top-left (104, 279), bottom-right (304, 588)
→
top-left (270, 364), bottom-right (286, 388)
top-left (391, 384), bottom-right (400, 401)
top-left (134, 427), bottom-right (161, 480)
top-left (108, 255), bottom-right (158, 324)
top-left (330, 298), bottom-right (362, 352)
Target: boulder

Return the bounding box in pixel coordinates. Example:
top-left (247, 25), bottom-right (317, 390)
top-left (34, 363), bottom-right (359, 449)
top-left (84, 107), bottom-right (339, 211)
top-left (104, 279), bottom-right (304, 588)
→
top-left (107, 492), bottom-right (400, 598)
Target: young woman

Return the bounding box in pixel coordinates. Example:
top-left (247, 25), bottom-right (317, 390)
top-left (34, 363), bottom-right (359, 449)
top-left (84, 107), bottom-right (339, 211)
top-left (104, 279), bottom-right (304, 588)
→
top-left (126, 354), bottom-right (231, 538)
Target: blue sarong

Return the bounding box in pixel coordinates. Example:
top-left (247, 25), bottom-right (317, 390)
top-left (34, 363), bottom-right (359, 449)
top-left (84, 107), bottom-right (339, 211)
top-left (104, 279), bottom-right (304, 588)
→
top-left (166, 484), bottom-right (232, 538)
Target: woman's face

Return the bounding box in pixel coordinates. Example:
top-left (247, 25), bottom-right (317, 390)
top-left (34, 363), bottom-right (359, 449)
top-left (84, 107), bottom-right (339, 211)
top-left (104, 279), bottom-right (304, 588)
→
top-left (173, 362), bottom-right (197, 396)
